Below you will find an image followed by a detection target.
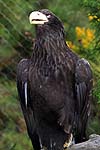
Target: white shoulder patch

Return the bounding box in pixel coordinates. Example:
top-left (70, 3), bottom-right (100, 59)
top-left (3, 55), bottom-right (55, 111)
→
top-left (81, 58), bottom-right (90, 66)
top-left (24, 82), bottom-right (28, 107)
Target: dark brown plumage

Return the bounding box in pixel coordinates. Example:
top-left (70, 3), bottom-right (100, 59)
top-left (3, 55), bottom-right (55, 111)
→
top-left (17, 9), bottom-right (93, 150)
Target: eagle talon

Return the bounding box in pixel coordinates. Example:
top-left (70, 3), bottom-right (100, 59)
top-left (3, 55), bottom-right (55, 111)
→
top-left (63, 134), bottom-right (73, 149)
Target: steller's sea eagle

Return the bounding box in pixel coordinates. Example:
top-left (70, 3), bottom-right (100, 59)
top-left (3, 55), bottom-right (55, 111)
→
top-left (17, 9), bottom-right (93, 150)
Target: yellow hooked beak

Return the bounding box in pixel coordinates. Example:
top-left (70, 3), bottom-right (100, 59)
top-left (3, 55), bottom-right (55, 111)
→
top-left (29, 11), bottom-right (48, 25)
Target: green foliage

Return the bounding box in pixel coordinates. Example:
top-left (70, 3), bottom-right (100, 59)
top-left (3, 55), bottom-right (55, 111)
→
top-left (82, 0), bottom-right (100, 102)
top-left (93, 80), bottom-right (100, 103)
top-left (0, 79), bottom-right (33, 150)
top-left (83, 0), bottom-right (100, 51)
top-left (88, 116), bottom-right (100, 135)
top-left (82, 1), bottom-right (100, 134)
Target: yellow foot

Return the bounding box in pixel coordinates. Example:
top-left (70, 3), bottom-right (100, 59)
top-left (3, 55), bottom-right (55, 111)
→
top-left (63, 133), bottom-right (73, 149)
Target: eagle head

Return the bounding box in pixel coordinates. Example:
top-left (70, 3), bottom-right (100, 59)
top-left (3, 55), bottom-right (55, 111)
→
top-left (29, 9), bottom-right (64, 32)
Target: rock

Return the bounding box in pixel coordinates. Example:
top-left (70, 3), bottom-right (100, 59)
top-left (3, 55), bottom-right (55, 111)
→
top-left (68, 134), bottom-right (100, 150)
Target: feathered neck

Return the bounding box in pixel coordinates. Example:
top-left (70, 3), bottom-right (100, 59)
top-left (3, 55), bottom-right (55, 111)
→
top-left (30, 25), bottom-right (76, 75)
top-left (31, 25), bottom-right (68, 62)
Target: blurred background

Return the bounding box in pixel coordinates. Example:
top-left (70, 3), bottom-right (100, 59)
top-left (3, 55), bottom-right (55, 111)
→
top-left (0, 0), bottom-right (100, 150)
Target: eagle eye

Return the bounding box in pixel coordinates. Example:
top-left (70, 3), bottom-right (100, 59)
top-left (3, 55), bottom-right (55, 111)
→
top-left (47, 15), bottom-right (51, 19)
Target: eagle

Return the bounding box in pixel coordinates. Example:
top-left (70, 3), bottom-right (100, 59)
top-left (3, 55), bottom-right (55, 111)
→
top-left (17, 9), bottom-right (93, 150)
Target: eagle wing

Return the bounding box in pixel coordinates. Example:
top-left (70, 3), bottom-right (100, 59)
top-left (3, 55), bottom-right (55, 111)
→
top-left (75, 58), bottom-right (93, 142)
top-left (17, 59), bottom-right (40, 149)
top-left (17, 59), bottom-right (35, 134)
